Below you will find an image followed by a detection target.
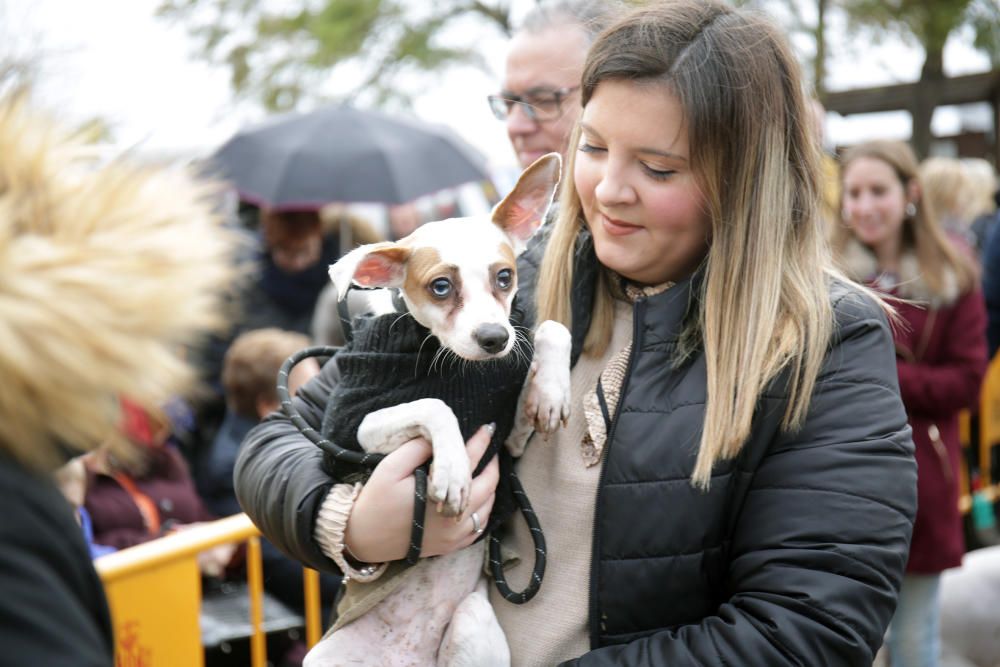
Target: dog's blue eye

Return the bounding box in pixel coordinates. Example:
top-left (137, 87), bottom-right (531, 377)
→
top-left (429, 278), bottom-right (452, 298)
top-left (496, 269), bottom-right (513, 290)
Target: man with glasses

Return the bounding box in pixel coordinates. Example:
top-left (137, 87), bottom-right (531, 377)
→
top-left (489, 1), bottom-right (618, 169)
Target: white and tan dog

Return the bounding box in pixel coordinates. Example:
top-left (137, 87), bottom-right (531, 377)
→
top-left (305, 153), bottom-right (570, 667)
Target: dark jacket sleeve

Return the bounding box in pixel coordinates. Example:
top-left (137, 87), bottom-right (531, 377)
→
top-left (0, 461), bottom-right (115, 667)
top-left (982, 222), bottom-right (1000, 358)
top-left (234, 358), bottom-right (343, 573)
top-left (896, 288), bottom-right (987, 417)
top-left (564, 289), bottom-right (917, 666)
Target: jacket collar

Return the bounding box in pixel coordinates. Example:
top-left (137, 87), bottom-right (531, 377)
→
top-left (635, 268), bottom-right (702, 346)
top-left (840, 237), bottom-right (960, 306)
top-left (569, 229), bottom-right (701, 355)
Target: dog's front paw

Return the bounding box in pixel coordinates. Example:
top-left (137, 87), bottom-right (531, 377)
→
top-left (524, 321), bottom-right (572, 435)
top-left (428, 445), bottom-right (471, 517)
top-left (524, 359), bottom-right (571, 434)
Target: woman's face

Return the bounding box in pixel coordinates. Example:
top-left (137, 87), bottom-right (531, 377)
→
top-left (841, 156), bottom-right (908, 255)
top-left (575, 79), bottom-right (709, 286)
top-left (261, 210), bottom-right (324, 273)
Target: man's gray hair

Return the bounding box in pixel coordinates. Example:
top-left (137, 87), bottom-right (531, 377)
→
top-left (518, 0), bottom-right (623, 42)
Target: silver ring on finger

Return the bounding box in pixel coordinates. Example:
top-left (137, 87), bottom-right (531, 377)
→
top-left (471, 511), bottom-right (484, 535)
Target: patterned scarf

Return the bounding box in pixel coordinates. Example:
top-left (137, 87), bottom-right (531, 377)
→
top-left (580, 280), bottom-right (674, 467)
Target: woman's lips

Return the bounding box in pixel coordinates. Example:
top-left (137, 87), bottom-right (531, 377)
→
top-left (601, 214), bottom-right (642, 236)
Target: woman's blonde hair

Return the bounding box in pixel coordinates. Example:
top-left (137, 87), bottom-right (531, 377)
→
top-left (537, 0), bottom-right (834, 487)
top-left (831, 140), bottom-right (977, 298)
top-left (0, 95), bottom-right (241, 472)
top-left (919, 156), bottom-right (972, 228)
top-left (962, 158), bottom-right (998, 221)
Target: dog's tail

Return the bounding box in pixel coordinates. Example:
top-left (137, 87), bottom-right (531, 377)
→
top-left (0, 94), bottom-right (243, 472)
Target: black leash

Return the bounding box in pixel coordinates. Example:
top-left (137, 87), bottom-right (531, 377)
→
top-left (489, 468), bottom-right (546, 603)
top-left (276, 346), bottom-right (427, 565)
top-left (277, 326), bottom-right (547, 601)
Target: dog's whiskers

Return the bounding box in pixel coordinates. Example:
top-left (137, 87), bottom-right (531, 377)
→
top-left (508, 331), bottom-right (531, 370)
top-left (390, 311), bottom-right (414, 331)
top-left (415, 333), bottom-right (439, 378)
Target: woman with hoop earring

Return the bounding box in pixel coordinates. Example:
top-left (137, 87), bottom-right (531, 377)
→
top-left (833, 139), bottom-right (988, 667)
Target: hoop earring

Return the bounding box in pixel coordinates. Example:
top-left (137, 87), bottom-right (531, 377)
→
top-left (905, 202), bottom-right (917, 218)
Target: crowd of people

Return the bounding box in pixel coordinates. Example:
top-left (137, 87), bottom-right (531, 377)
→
top-left (3, 0), bottom-right (1000, 666)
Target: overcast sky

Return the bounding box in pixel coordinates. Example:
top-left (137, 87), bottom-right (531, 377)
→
top-left (3, 0), bottom-right (994, 169)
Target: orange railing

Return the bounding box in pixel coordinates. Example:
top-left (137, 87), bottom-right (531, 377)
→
top-left (95, 513), bottom-right (324, 667)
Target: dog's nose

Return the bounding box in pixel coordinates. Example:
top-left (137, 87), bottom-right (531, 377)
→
top-left (474, 324), bottom-right (509, 354)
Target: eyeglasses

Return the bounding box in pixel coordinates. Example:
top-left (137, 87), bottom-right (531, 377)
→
top-left (487, 86), bottom-right (580, 122)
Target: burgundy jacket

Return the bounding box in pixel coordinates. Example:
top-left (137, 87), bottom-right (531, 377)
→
top-left (891, 287), bottom-right (987, 572)
top-left (85, 446), bottom-right (215, 550)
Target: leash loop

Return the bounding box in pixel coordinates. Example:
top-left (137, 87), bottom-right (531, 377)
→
top-left (488, 468), bottom-right (547, 604)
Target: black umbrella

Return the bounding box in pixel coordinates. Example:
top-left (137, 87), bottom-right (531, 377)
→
top-left (210, 105), bottom-right (491, 209)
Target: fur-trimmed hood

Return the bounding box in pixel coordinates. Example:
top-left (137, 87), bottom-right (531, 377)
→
top-left (0, 96), bottom-right (243, 472)
top-left (838, 237), bottom-right (961, 307)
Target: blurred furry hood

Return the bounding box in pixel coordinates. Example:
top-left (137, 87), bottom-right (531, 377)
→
top-left (0, 96), bottom-right (242, 472)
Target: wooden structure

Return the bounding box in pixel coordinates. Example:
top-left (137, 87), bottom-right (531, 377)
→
top-left (824, 69), bottom-right (1000, 164)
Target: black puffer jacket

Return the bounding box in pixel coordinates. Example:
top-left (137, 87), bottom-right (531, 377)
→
top-left (235, 230), bottom-right (917, 666)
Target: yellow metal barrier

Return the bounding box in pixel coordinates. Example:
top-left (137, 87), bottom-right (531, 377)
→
top-left (978, 354), bottom-right (1000, 485)
top-left (95, 513), bottom-right (324, 667)
top-left (958, 355), bottom-right (1000, 514)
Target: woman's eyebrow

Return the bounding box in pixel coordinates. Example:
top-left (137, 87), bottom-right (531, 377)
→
top-left (579, 122), bottom-right (688, 162)
top-left (579, 122), bottom-right (603, 141)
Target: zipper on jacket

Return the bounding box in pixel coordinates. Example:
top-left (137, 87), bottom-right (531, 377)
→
top-left (587, 296), bottom-right (646, 646)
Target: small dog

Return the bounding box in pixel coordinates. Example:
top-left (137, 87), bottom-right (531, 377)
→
top-left (303, 153), bottom-right (571, 667)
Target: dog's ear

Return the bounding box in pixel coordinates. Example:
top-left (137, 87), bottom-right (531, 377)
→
top-left (328, 242), bottom-right (411, 301)
top-left (492, 152), bottom-right (562, 255)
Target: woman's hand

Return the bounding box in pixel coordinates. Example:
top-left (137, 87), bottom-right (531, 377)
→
top-left (344, 424), bottom-right (499, 563)
top-left (169, 523), bottom-right (238, 577)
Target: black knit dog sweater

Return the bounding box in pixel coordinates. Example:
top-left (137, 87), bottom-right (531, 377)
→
top-left (320, 310), bottom-right (531, 531)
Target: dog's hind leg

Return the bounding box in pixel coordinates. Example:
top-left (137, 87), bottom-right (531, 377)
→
top-left (437, 579), bottom-right (510, 667)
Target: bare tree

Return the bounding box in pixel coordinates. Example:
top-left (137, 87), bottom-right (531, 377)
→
top-left (157, 0), bottom-right (516, 112)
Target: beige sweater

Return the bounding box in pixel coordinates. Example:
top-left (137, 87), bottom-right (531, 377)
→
top-left (491, 300), bottom-right (634, 666)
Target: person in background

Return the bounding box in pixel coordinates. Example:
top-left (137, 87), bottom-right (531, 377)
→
top-left (84, 398), bottom-right (236, 576)
top-left (200, 327), bottom-right (339, 652)
top-left (386, 202), bottom-right (422, 241)
top-left (237, 207), bottom-right (338, 338)
top-left (977, 163), bottom-right (1000, 357)
top-left (833, 139), bottom-right (987, 667)
top-left (965, 158), bottom-right (999, 256)
top-left (201, 328), bottom-right (318, 513)
top-left (0, 95), bottom-right (237, 665)
top-left (919, 156), bottom-right (978, 257)
top-left (190, 206), bottom-right (341, 484)
top-left (236, 2), bottom-right (917, 664)
top-left (489, 0), bottom-right (620, 170)
top-left (54, 457), bottom-right (116, 559)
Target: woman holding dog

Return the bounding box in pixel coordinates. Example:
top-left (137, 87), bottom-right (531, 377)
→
top-left (832, 140), bottom-right (987, 667)
top-left (235, 1), bottom-right (917, 664)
